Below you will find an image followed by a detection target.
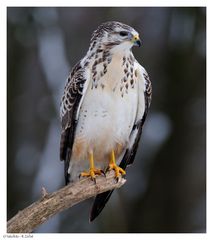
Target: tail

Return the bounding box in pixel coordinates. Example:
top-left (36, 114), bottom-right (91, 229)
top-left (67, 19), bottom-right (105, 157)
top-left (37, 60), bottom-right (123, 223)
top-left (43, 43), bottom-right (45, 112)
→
top-left (89, 190), bottom-right (114, 222)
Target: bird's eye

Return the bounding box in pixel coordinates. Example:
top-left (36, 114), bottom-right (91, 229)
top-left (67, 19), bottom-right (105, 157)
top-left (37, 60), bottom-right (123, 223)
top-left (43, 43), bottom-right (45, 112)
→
top-left (119, 31), bottom-right (128, 37)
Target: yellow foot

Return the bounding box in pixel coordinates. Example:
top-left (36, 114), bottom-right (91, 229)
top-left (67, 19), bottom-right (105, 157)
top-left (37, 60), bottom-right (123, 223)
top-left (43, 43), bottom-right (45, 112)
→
top-left (109, 163), bottom-right (126, 178)
top-left (80, 168), bottom-right (104, 181)
top-left (109, 149), bottom-right (126, 179)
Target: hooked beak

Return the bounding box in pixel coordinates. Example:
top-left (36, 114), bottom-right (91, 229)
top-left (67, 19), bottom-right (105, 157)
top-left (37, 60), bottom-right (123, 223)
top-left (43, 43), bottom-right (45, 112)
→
top-left (132, 34), bottom-right (141, 47)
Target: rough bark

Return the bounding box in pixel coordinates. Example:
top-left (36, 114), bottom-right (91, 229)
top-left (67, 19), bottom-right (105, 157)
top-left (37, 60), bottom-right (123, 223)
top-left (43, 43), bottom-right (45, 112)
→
top-left (7, 171), bottom-right (126, 233)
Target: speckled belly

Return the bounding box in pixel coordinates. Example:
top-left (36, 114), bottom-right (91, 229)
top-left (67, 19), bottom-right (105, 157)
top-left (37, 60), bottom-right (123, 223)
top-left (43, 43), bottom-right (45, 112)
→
top-left (71, 87), bottom-right (138, 164)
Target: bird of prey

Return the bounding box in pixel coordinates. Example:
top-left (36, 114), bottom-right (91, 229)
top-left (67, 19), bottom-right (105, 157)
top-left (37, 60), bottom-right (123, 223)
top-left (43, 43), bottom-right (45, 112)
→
top-left (60, 21), bottom-right (152, 221)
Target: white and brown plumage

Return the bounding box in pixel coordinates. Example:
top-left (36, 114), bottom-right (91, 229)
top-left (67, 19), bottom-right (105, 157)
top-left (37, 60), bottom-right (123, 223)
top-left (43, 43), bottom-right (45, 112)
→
top-left (60, 21), bottom-right (152, 221)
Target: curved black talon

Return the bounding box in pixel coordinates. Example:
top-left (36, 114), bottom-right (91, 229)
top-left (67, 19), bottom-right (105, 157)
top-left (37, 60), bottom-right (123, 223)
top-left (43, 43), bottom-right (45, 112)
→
top-left (105, 166), bottom-right (110, 174)
top-left (115, 177), bottom-right (119, 183)
top-left (101, 169), bottom-right (106, 177)
top-left (91, 177), bottom-right (96, 184)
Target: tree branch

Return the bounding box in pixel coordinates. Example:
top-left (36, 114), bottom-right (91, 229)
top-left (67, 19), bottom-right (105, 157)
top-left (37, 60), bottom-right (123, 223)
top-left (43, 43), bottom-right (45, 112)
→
top-left (7, 171), bottom-right (126, 233)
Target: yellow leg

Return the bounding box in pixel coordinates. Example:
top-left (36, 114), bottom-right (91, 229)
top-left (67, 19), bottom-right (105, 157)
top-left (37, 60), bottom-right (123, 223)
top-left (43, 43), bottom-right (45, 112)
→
top-left (109, 150), bottom-right (126, 178)
top-left (80, 151), bottom-right (103, 180)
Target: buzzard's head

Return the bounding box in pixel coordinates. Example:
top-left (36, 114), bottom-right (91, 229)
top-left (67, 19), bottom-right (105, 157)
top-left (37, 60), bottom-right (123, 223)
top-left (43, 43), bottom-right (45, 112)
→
top-left (90, 21), bottom-right (141, 52)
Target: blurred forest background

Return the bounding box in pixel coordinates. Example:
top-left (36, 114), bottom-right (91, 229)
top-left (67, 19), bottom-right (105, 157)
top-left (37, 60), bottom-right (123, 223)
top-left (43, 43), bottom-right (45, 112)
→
top-left (7, 7), bottom-right (206, 233)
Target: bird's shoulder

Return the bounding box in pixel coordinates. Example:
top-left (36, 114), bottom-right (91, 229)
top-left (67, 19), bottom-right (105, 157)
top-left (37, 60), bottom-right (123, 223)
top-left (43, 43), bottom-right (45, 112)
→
top-left (135, 61), bottom-right (152, 104)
